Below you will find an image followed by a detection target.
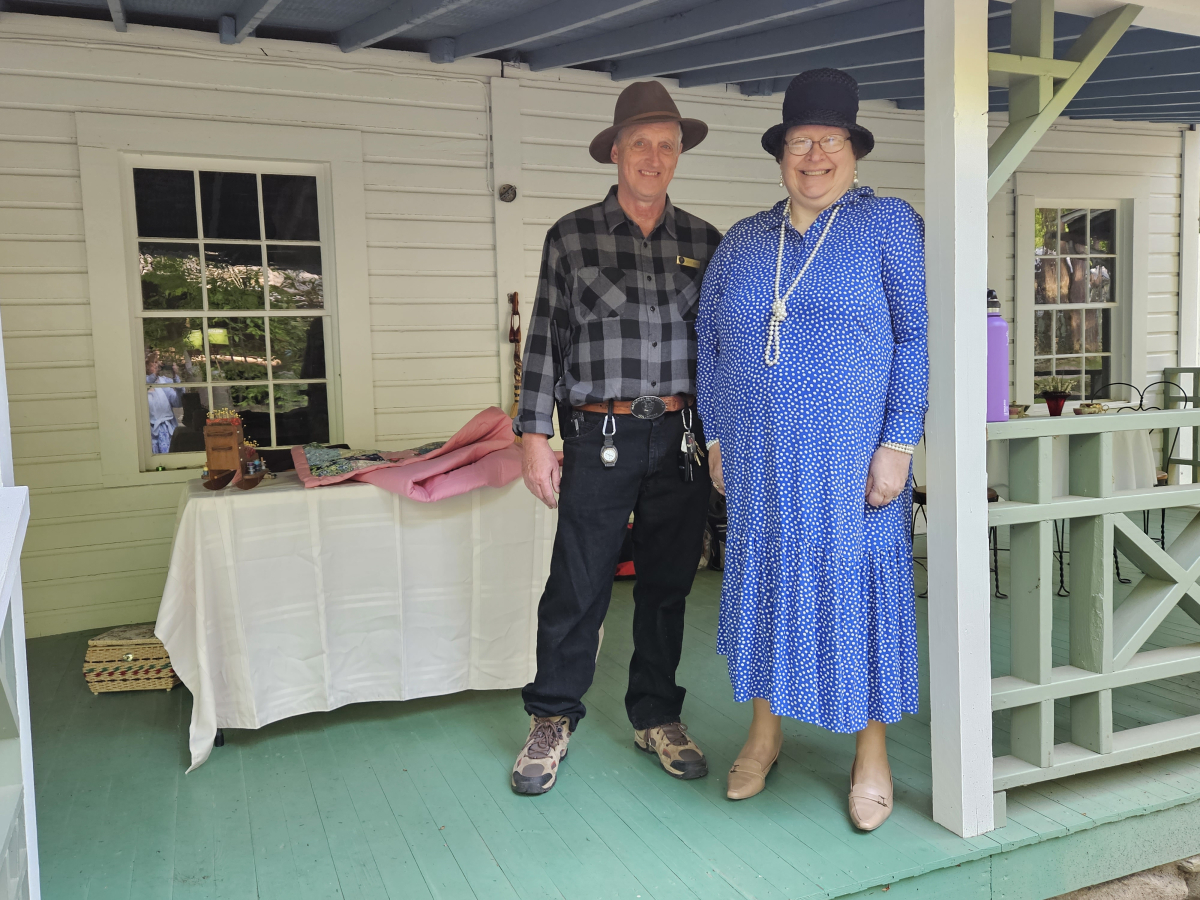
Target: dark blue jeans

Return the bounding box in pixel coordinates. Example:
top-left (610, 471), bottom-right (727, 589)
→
top-left (521, 408), bottom-right (712, 731)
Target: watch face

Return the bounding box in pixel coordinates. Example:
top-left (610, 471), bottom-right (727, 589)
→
top-left (601, 445), bottom-right (618, 464)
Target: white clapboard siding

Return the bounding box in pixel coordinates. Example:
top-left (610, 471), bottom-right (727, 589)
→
top-left (0, 11), bottom-right (1190, 635)
top-left (0, 13), bottom-right (505, 635)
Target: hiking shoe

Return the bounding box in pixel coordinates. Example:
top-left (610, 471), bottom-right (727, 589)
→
top-left (511, 715), bottom-right (571, 795)
top-left (634, 722), bottom-right (708, 780)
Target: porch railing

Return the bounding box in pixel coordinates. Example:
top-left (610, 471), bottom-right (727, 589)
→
top-left (986, 408), bottom-right (1200, 792)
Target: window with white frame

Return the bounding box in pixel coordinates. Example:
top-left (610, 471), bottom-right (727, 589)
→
top-left (132, 167), bottom-right (331, 455)
top-left (1032, 206), bottom-right (1119, 401)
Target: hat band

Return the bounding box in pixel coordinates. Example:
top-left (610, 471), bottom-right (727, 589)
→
top-left (614, 109), bottom-right (682, 127)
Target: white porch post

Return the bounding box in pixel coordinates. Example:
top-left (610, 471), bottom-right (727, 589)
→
top-left (923, 0), bottom-right (995, 837)
top-left (1181, 127), bottom-right (1200, 370)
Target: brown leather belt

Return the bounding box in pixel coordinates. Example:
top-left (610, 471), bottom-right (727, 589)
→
top-left (573, 394), bottom-right (693, 418)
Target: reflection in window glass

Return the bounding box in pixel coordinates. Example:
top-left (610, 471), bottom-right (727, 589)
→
top-left (262, 175), bottom-right (320, 241)
top-left (209, 317), bottom-right (266, 381)
top-left (1034, 309), bottom-right (1052, 356)
top-left (1031, 206), bottom-right (1118, 402)
top-left (275, 382), bottom-right (329, 446)
top-left (221, 385), bottom-right (273, 447)
top-left (200, 171), bottom-right (260, 240)
top-left (205, 244), bottom-right (265, 310)
top-left (139, 243), bottom-right (202, 310)
top-left (134, 167), bottom-right (329, 454)
top-left (1035, 257), bottom-right (1058, 304)
top-left (148, 385), bottom-right (209, 455)
top-left (143, 318), bottom-right (206, 383)
top-left (268, 245), bottom-right (323, 309)
top-left (270, 317), bottom-right (325, 380)
top-left (133, 169), bottom-right (197, 239)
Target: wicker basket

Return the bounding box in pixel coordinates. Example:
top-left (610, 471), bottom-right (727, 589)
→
top-left (83, 623), bottom-right (180, 694)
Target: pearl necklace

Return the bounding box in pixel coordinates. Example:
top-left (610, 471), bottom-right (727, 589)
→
top-left (764, 198), bottom-right (841, 367)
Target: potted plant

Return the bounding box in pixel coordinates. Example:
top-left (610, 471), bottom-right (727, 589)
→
top-left (1034, 375), bottom-right (1079, 417)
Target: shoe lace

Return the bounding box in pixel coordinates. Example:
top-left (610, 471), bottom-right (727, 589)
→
top-left (659, 722), bottom-right (690, 747)
top-left (525, 718), bottom-right (564, 760)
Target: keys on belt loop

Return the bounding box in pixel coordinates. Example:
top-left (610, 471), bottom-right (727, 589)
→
top-left (600, 400), bottom-right (618, 468)
top-left (678, 406), bottom-right (703, 482)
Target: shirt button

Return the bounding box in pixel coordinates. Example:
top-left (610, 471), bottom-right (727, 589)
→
top-left (650, 306), bottom-right (656, 312)
top-left (646, 275), bottom-right (652, 282)
top-left (652, 341), bottom-right (658, 347)
top-left (651, 381), bottom-right (657, 387)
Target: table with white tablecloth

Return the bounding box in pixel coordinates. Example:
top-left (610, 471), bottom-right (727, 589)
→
top-left (156, 473), bottom-right (556, 770)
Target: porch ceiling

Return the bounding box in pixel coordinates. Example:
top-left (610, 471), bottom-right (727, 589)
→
top-left (6, 0), bottom-right (1200, 124)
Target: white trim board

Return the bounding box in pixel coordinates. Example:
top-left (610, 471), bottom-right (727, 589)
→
top-left (1012, 172), bottom-right (1152, 406)
top-left (76, 113), bottom-right (374, 486)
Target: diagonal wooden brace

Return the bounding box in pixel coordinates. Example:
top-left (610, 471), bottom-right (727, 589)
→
top-left (987, 3), bottom-right (1142, 199)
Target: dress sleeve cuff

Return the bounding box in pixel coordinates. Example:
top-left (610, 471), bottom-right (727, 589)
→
top-left (880, 412), bottom-right (925, 448)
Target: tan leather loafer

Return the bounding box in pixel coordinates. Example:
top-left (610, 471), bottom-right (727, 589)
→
top-left (848, 761), bottom-right (893, 831)
top-left (726, 751), bottom-right (779, 800)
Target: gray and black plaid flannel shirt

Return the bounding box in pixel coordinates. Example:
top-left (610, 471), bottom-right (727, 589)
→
top-left (514, 186), bottom-right (722, 436)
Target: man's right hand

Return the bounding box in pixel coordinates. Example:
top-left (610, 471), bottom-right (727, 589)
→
top-left (522, 433), bottom-right (561, 509)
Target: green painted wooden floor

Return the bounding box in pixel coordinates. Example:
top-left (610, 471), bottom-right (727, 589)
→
top-left (27, 515), bottom-right (1200, 900)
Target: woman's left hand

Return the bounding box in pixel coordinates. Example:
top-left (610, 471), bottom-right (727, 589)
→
top-left (865, 446), bottom-right (911, 508)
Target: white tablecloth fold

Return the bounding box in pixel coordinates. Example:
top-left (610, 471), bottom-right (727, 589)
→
top-left (156, 474), bottom-right (555, 770)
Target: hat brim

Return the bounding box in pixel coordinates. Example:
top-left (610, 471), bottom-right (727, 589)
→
top-left (589, 117), bottom-right (708, 164)
top-left (761, 114), bottom-right (874, 160)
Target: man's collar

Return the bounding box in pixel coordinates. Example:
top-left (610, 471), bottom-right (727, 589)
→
top-left (602, 185), bottom-right (678, 239)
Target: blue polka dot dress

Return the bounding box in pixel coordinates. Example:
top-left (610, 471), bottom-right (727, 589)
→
top-left (695, 187), bottom-right (928, 733)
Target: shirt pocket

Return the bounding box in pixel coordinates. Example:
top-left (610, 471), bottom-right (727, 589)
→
top-left (673, 268), bottom-right (703, 321)
top-left (571, 266), bottom-right (628, 323)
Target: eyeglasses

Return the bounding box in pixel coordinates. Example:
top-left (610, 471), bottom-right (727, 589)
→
top-left (784, 134), bottom-right (848, 156)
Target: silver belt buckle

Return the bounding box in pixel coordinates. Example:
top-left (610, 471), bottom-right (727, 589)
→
top-left (630, 395), bottom-right (667, 419)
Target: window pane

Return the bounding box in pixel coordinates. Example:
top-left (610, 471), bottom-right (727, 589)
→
top-left (1064, 257), bottom-right (1089, 303)
top-left (1084, 308), bottom-right (1112, 353)
top-left (1055, 357), bottom-right (1084, 399)
top-left (1056, 308), bottom-right (1083, 354)
top-left (1035, 257), bottom-right (1058, 304)
top-left (1059, 209), bottom-right (1087, 254)
top-left (270, 317), bottom-right (325, 380)
top-left (1090, 208), bottom-right (1115, 254)
top-left (268, 246), bottom-right (323, 309)
top-left (205, 244), bottom-right (265, 310)
top-left (214, 385), bottom-right (272, 447)
top-left (274, 382), bottom-right (329, 446)
top-left (1085, 355), bottom-right (1111, 400)
top-left (143, 317), bottom-right (206, 382)
top-left (209, 317), bottom-right (266, 381)
top-left (1034, 309), bottom-right (1053, 355)
top-left (139, 243), bottom-right (202, 310)
top-left (1034, 358), bottom-right (1052, 378)
top-left (262, 175), bottom-right (320, 241)
top-left (133, 169), bottom-right (197, 238)
top-left (1090, 256), bottom-right (1114, 303)
top-left (148, 385), bottom-right (208, 454)
top-left (1035, 208), bottom-right (1058, 254)
top-left (199, 171), bottom-right (260, 240)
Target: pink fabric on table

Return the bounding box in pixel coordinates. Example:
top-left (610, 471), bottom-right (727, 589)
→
top-left (358, 442), bottom-right (524, 502)
top-left (293, 406), bottom-right (525, 501)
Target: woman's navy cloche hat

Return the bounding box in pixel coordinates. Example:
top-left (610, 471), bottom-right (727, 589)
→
top-left (761, 68), bottom-right (875, 160)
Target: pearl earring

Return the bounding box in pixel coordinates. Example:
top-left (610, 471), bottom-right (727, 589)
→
top-left (779, 173), bottom-right (784, 188)
top-left (853, 168), bottom-right (860, 188)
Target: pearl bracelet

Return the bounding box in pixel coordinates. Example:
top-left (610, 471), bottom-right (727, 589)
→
top-left (879, 441), bottom-right (915, 455)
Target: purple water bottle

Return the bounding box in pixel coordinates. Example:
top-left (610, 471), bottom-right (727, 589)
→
top-left (987, 289), bottom-right (1009, 422)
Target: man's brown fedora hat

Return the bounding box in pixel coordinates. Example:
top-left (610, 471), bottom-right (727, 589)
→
top-left (589, 81), bottom-right (708, 164)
